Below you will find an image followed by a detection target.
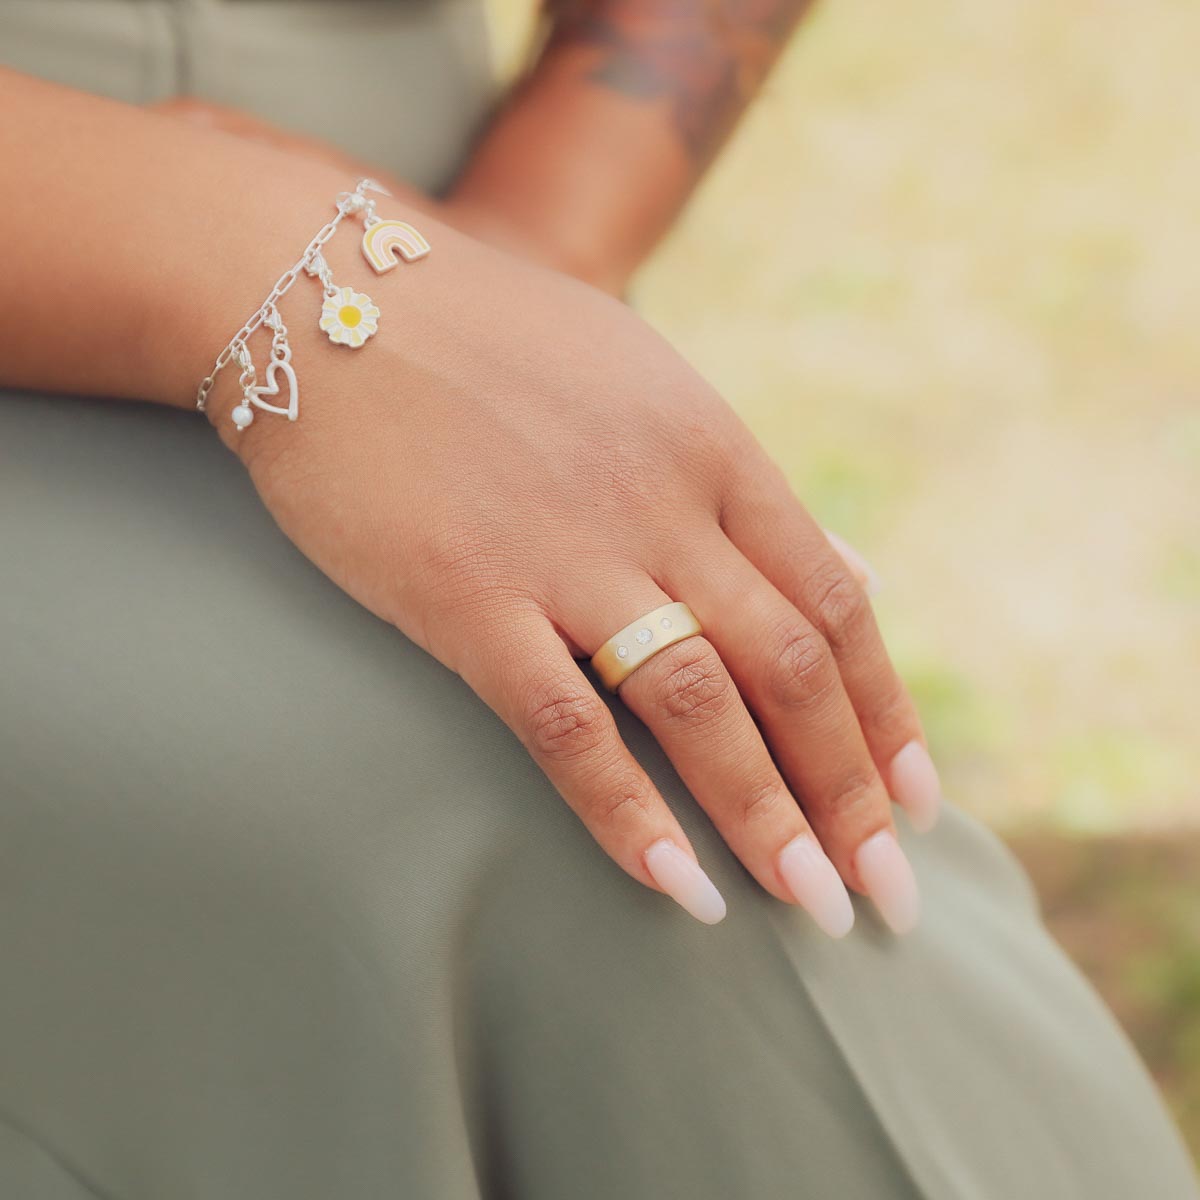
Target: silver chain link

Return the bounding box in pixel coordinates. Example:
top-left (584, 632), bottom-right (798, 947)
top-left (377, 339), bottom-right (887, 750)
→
top-left (195, 178), bottom-right (385, 412)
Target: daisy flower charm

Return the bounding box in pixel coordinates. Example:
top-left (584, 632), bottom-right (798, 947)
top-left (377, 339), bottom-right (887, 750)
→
top-left (319, 286), bottom-right (380, 348)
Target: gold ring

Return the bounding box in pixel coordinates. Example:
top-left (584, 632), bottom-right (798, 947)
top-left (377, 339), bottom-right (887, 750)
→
top-left (591, 601), bottom-right (703, 692)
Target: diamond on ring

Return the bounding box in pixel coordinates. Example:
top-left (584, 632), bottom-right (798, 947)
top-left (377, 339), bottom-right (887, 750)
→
top-left (591, 602), bottom-right (702, 692)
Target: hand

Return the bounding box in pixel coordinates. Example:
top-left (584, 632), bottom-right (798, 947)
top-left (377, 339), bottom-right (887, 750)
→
top-left (202, 212), bottom-right (940, 935)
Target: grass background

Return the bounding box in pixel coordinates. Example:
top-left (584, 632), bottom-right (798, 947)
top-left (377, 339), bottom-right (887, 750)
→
top-left (488, 0), bottom-right (1199, 1156)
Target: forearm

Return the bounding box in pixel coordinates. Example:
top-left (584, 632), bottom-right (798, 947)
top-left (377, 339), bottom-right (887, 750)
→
top-left (0, 69), bottom-right (430, 411)
top-left (448, 0), bottom-right (812, 292)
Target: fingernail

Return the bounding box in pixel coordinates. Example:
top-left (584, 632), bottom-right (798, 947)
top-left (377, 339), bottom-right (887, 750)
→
top-left (644, 839), bottom-right (727, 925)
top-left (889, 740), bottom-right (942, 833)
top-left (823, 529), bottom-right (881, 597)
top-left (777, 834), bottom-right (855, 938)
top-left (854, 830), bottom-right (920, 934)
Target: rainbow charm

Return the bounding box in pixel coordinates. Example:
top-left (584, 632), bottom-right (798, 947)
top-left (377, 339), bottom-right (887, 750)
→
top-left (195, 179), bottom-right (432, 425)
top-left (361, 219), bottom-right (431, 274)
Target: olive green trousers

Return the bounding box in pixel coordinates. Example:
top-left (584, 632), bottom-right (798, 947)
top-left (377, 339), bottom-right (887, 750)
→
top-left (1, 1), bottom-right (1198, 1195)
top-left (2, 395), bottom-right (1198, 1198)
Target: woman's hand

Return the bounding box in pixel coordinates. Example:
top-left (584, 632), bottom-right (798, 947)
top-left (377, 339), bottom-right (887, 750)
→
top-left (203, 217), bottom-right (940, 934)
top-left (5, 73), bottom-right (936, 933)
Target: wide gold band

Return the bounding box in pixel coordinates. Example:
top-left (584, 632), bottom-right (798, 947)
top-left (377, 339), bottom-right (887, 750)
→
top-left (591, 601), bottom-right (704, 693)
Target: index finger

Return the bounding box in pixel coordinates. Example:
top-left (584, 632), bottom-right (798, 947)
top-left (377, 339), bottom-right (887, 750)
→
top-left (460, 614), bottom-right (729, 926)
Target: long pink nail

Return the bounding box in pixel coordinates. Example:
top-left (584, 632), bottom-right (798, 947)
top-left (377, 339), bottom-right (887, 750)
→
top-left (777, 834), bottom-right (855, 938)
top-left (854, 830), bottom-right (920, 934)
top-left (823, 529), bottom-right (881, 597)
top-left (889, 740), bottom-right (942, 833)
top-left (644, 839), bottom-right (727, 925)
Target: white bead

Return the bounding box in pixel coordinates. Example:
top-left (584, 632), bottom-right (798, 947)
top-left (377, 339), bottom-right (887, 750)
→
top-left (343, 193), bottom-right (367, 214)
top-left (635, 627), bottom-right (653, 645)
top-left (231, 404), bottom-right (254, 429)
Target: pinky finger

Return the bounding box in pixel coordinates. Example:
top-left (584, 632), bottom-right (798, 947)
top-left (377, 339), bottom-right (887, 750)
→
top-left (464, 619), bottom-right (728, 925)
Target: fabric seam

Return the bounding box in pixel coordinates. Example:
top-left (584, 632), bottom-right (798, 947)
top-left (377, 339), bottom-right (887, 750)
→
top-left (0, 1104), bottom-right (121, 1200)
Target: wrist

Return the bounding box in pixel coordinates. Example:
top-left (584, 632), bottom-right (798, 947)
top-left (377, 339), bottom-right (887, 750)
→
top-left (143, 155), bottom-right (361, 413)
top-left (196, 180), bottom-right (464, 471)
top-left (440, 191), bottom-right (629, 295)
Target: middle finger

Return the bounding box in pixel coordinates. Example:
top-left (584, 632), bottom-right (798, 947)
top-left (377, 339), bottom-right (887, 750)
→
top-left (670, 536), bottom-right (920, 934)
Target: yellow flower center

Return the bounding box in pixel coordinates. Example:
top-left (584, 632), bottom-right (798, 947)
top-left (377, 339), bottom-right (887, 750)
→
top-left (338, 305), bottom-right (363, 328)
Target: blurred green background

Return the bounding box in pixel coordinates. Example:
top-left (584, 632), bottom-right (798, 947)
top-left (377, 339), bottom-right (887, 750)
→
top-left (490, 0), bottom-right (1200, 1153)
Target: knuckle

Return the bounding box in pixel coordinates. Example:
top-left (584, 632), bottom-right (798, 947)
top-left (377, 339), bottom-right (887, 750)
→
top-left (808, 565), bottom-right (871, 651)
top-left (764, 623), bottom-right (837, 710)
top-left (824, 770), bottom-right (883, 819)
top-left (522, 686), bottom-right (609, 764)
top-left (411, 515), bottom-right (523, 612)
top-left (415, 516), bottom-right (499, 590)
top-left (740, 778), bottom-right (787, 827)
top-left (595, 787), bottom-right (654, 827)
top-left (680, 412), bottom-right (736, 483)
top-left (652, 643), bottom-right (734, 725)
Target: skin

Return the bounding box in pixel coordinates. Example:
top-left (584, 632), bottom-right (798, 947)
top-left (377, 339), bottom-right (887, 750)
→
top-left (451, 0), bottom-right (816, 292)
top-left (0, 3), bottom-right (932, 928)
top-left (158, 0), bottom-right (815, 295)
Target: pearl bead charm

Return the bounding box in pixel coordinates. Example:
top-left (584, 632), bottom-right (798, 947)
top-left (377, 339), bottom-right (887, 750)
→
top-left (231, 403), bottom-right (255, 429)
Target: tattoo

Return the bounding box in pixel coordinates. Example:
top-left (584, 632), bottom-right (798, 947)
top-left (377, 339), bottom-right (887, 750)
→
top-left (547, 1), bottom-right (813, 166)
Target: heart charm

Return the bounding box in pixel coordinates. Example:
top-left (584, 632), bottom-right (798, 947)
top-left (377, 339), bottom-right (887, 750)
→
top-left (249, 357), bottom-right (299, 422)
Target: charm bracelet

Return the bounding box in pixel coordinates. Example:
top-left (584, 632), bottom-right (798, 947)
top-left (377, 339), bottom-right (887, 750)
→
top-left (194, 177), bottom-right (430, 429)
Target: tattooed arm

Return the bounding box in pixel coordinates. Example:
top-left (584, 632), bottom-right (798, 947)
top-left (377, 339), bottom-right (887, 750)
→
top-left (444, 1), bottom-right (813, 294)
